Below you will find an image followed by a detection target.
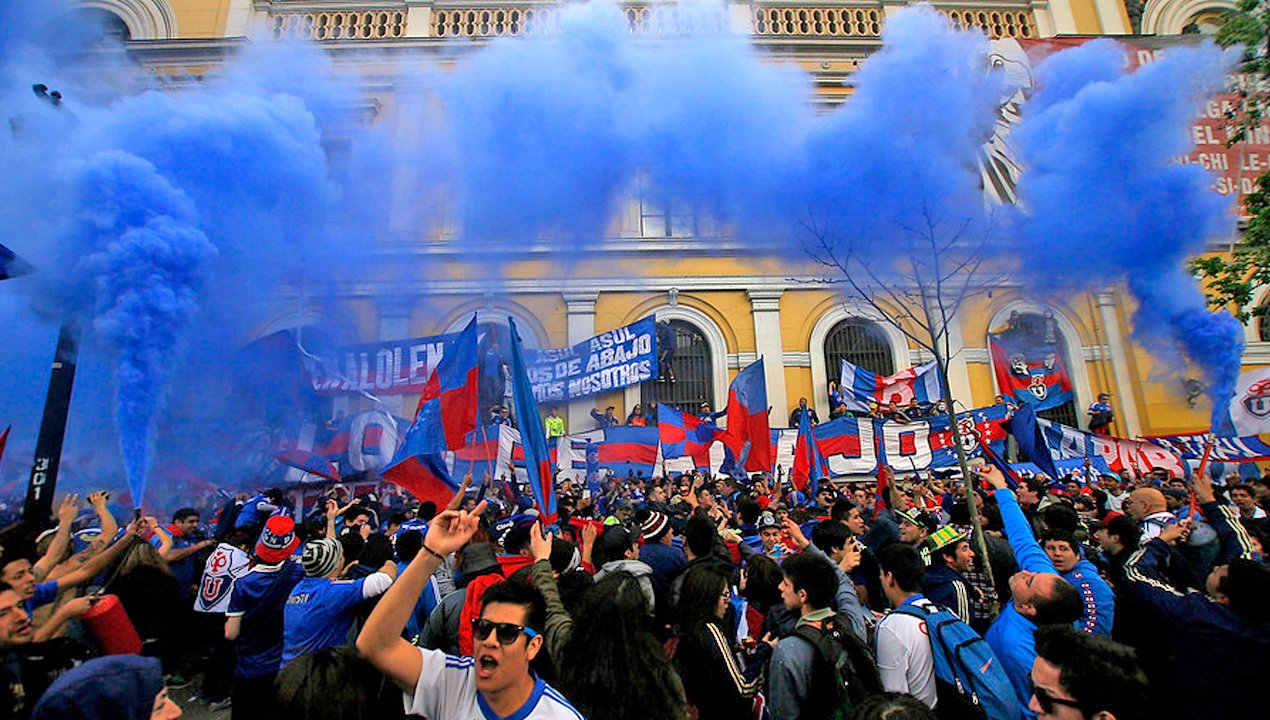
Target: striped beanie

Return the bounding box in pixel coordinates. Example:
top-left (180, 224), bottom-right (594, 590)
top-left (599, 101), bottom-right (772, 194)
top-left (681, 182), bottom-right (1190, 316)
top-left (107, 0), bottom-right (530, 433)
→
top-left (301, 538), bottom-right (343, 578)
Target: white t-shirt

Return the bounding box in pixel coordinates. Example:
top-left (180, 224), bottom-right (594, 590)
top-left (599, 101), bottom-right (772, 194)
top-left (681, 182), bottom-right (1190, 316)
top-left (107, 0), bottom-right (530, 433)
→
top-left (404, 647), bottom-right (585, 720)
top-left (1105, 491), bottom-right (1130, 513)
top-left (874, 597), bottom-right (938, 708)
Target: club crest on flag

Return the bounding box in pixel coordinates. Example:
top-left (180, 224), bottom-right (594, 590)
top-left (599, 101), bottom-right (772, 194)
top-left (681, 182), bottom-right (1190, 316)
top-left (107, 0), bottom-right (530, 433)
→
top-left (1029, 375), bottom-right (1048, 400)
top-left (1243, 378), bottom-right (1270, 419)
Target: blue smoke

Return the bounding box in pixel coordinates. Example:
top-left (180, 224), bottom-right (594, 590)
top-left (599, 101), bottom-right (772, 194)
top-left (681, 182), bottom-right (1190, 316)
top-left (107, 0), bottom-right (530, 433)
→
top-left (0, 1), bottom-right (1249, 512)
top-left (1012, 39), bottom-right (1241, 432)
top-left (76, 152), bottom-right (216, 506)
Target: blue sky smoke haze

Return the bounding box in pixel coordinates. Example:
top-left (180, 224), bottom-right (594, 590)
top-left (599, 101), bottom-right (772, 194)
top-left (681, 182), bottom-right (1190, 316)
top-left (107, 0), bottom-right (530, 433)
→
top-left (0, 1), bottom-right (1247, 508)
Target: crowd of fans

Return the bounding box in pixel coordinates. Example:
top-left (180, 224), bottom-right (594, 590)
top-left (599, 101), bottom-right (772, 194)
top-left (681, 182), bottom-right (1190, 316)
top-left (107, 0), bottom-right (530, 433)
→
top-left (2, 451), bottom-right (1269, 720)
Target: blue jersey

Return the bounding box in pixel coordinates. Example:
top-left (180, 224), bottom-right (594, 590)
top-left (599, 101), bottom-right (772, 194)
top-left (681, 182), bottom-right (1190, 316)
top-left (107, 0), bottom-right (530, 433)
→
top-left (400, 561), bottom-right (442, 642)
top-left (25, 580), bottom-right (58, 618)
top-left (151, 526), bottom-right (199, 598)
top-left (227, 561), bottom-right (303, 678)
top-left (282, 576), bottom-right (371, 666)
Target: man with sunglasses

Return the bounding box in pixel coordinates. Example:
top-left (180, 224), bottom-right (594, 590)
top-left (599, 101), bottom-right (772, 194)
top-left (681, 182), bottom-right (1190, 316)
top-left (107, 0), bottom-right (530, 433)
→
top-left (358, 504), bottom-right (585, 719)
top-left (1029, 626), bottom-right (1147, 720)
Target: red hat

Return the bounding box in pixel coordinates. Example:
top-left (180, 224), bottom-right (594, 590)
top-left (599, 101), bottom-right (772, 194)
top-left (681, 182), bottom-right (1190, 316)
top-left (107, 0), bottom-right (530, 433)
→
top-left (755, 496), bottom-right (772, 510)
top-left (255, 515), bottom-right (299, 564)
top-left (1099, 511), bottom-right (1125, 529)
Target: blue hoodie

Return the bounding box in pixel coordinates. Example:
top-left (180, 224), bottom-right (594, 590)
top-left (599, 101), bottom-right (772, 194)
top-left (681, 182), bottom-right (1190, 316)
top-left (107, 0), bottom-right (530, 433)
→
top-left (31, 655), bottom-right (162, 720)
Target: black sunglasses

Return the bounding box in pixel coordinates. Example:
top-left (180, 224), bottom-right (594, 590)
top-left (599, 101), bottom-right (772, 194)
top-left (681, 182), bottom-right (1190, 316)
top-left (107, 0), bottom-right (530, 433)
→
top-left (1032, 686), bottom-right (1083, 715)
top-left (472, 618), bottom-right (538, 646)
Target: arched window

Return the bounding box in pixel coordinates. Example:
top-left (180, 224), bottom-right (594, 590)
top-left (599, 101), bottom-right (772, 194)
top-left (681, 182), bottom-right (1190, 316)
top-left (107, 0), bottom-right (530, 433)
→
top-left (77, 8), bottom-right (132, 40)
top-left (824, 318), bottom-right (896, 379)
top-left (1259, 306), bottom-right (1270, 342)
top-left (641, 320), bottom-right (714, 412)
top-left (996, 311), bottom-right (1080, 427)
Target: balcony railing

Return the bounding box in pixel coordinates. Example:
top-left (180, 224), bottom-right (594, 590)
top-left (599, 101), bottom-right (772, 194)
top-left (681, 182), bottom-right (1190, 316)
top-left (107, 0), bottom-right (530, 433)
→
top-left (271, 9), bottom-right (408, 40)
top-left (265, 2), bottom-right (1038, 41)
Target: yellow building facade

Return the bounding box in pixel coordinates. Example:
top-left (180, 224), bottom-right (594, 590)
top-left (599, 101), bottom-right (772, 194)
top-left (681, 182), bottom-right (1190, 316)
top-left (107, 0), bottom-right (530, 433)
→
top-left (80, 0), bottom-right (1266, 440)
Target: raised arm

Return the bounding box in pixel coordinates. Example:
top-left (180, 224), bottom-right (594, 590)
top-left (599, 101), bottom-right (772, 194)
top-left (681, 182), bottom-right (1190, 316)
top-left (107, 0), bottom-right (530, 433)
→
top-left (33, 495), bottom-right (80, 580)
top-left (58, 519), bottom-right (145, 590)
top-left (1122, 526), bottom-right (1208, 622)
top-left (86, 491), bottom-right (117, 553)
top-left (979, 466), bottom-right (1056, 574)
top-left (357, 503), bottom-right (485, 692)
top-left (1193, 474), bottom-right (1260, 563)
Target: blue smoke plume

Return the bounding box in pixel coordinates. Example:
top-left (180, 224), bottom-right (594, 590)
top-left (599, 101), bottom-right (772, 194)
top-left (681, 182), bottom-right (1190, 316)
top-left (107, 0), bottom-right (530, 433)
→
top-left (1011, 39), bottom-right (1241, 432)
top-left (0, 1), bottom-right (1249, 512)
top-left (75, 152), bottom-right (217, 506)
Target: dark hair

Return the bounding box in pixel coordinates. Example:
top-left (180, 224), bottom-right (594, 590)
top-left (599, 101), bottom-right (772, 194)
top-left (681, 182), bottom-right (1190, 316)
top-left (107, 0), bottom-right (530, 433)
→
top-left (1039, 504), bottom-right (1080, 534)
top-left (1219, 558), bottom-right (1270, 623)
top-left (337, 533), bottom-right (364, 565)
top-left (1228, 484), bottom-right (1256, 498)
top-left (737, 498), bottom-right (761, 526)
top-left (1034, 626), bottom-right (1148, 720)
top-left (1102, 517), bottom-right (1139, 552)
top-left (503, 525), bottom-right (532, 555)
top-left (1039, 530), bottom-right (1077, 554)
top-left (417, 501), bottom-right (438, 522)
top-left (741, 555), bottom-right (783, 609)
top-left (395, 530), bottom-right (423, 564)
top-left (946, 501), bottom-right (971, 526)
top-left (388, 512), bottom-right (408, 528)
top-left (677, 565), bottom-right (730, 632)
top-left (276, 646), bottom-right (405, 720)
top-left (877, 544), bottom-right (925, 593)
top-left (848, 692), bottom-right (936, 720)
top-left (980, 504), bottom-right (1004, 533)
top-left (560, 574), bottom-right (688, 720)
top-left (480, 578), bottom-right (547, 632)
top-left (228, 527), bottom-right (256, 549)
top-left (0, 580), bottom-right (14, 595)
top-left (683, 515), bottom-right (715, 559)
top-left (359, 534), bottom-right (394, 569)
top-left (172, 507), bottom-right (199, 523)
top-left (597, 525), bottom-right (637, 566)
top-left (811, 521), bottom-right (851, 555)
top-left (1032, 576), bottom-right (1083, 626)
top-left (830, 498), bottom-right (858, 524)
top-left (781, 552), bottom-right (837, 610)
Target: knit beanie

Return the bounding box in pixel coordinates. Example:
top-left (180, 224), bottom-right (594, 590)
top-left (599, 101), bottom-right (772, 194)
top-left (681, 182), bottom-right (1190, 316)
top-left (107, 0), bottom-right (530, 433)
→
top-left (302, 538), bottom-right (343, 578)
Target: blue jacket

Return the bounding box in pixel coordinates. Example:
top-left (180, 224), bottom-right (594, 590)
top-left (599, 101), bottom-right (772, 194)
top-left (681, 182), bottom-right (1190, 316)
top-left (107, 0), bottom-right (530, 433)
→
top-left (1122, 501), bottom-right (1268, 720)
top-left (1064, 556), bottom-right (1114, 636)
top-left (986, 489), bottom-right (1061, 717)
top-left (922, 563), bottom-right (972, 624)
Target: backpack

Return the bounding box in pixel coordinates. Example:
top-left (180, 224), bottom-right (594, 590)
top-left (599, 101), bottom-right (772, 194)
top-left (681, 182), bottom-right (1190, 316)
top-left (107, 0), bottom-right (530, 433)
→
top-left (792, 613), bottom-right (884, 720)
top-left (892, 603), bottom-right (1021, 720)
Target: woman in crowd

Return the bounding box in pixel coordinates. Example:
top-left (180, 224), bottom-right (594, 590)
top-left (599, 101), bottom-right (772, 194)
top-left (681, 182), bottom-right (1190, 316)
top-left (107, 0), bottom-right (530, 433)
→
top-left (673, 565), bottom-right (772, 720)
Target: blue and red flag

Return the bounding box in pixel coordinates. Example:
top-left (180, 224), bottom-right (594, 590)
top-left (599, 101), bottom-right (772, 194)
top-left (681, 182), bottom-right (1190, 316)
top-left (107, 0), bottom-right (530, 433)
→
top-left (724, 359), bottom-right (772, 473)
top-left (839, 359), bottom-right (944, 413)
top-left (508, 318), bottom-right (557, 522)
top-left (273, 449), bottom-right (340, 482)
top-left (384, 317), bottom-right (479, 506)
top-left (452, 424), bottom-right (501, 482)
top-left (0, 243), bottom-right (32, 281)
top-left (988, 331), bottom-right (1073, 411)
top-left (659, 403), bottom-right (724, 470)
top-left (1006, 403), bottom-right (1061, 479)
top-left (598, 426), bottom-right (660, 477)
top-left (792, 408), bottom-right (828, 493)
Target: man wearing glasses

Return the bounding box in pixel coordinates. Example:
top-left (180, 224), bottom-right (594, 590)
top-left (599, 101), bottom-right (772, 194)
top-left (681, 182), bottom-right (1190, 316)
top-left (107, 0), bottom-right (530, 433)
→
top-left (358, 503), bottom-right (584, 719)
top-left (1029, 625), bottom-right (1147, 720)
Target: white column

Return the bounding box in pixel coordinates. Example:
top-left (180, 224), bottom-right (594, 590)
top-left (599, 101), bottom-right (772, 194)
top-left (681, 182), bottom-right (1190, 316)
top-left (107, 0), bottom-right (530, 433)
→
top-left (1090, 0), bottom-right (1129, 34)
top-left (1037, 0), bottom-right (1079, 35)
top-left (564, 293), bottom-right (599, 434)
top-left (748, 289), bottom-right (788, 424)
top-left (1096, 291), bottom-right (1142, 437)
top-left (224, 0), bottom-right (255, 36)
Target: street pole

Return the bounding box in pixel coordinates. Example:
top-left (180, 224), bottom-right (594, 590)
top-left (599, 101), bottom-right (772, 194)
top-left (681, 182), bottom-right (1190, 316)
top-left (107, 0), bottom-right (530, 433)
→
top-left (22, 322), bottom-right (80, 523)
